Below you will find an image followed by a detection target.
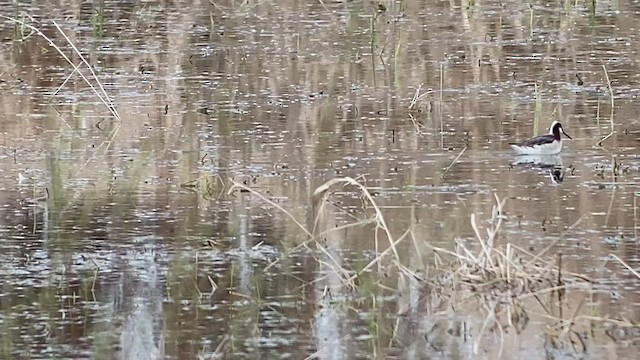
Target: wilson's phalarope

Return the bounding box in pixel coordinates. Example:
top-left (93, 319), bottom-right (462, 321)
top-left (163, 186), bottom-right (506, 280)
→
top-left (510, 121), bottom-right (571, 155)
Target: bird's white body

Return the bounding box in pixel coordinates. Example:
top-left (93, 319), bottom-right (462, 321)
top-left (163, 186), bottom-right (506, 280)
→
top-left (510, 139), bottom-right (563, 155)
top-left (510, 121), bottom-right (571, 155)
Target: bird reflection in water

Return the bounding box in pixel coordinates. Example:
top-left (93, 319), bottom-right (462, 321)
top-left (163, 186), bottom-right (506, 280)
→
top-left (510, 154), bottom-right (567, 184)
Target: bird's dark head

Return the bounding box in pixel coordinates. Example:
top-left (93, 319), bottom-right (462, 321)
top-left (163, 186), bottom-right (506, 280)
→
top-left (550, 121), bottom-right (571, 140)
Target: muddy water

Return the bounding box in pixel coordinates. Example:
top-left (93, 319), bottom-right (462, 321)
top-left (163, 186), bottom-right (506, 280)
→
top-left (0, 0), bottom-right (639, 359)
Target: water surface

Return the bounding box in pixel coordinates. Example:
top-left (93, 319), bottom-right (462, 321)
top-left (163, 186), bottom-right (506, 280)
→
top-left (0, 0), bottom-right (639, 359)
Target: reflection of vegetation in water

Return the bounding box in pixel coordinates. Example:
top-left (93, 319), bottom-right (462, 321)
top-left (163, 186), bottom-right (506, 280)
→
top-left (181, 172), bottom-right (225, 200)
top-left (1, 315), bottom-right (15, 359)
top-left (1, 0), bottom-right (640, 357)
top-left (529, 3), bottom-right (535, 38)
top-left (355, 269), bottom-right (396, 358)
top-left (12, 12), bottom-right (30, 40)
top-left (533, 82), bottom-right (541, 136)
top-left (92, 0), bottom-right (106, 38)
top-left (588, 0), bottom-right (597, 23)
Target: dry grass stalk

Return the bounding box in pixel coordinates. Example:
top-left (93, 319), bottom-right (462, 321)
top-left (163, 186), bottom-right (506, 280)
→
top-left (442, 147), bottom-right (466, 179)
top-left (597, 61), bottom-right (615, 146)
top-left (407, 83), bottom-right (433, 111)
top-left (602, 254), bottom-right (640, 279)
top-left (439, 63), bottom-right (444, 150)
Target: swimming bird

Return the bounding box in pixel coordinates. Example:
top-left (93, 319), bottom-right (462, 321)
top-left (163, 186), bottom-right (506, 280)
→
top-left (510, 121), bottom-right (571, 155)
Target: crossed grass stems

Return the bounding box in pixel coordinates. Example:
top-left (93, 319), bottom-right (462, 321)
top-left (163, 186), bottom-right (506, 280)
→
top-left (5, 14), bottom-right (638, 356)
top-left (1, 15), bottom-right (122, 155)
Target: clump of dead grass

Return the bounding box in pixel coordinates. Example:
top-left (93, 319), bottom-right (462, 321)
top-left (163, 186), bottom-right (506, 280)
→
top-left (412, 193), bottom-right (639, 356)
top-left (437, 194), bottom-right (592, 297)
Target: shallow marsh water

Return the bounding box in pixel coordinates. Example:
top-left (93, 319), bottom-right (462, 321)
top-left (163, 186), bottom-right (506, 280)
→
top-left (0, 0), bottom-right (639, 359)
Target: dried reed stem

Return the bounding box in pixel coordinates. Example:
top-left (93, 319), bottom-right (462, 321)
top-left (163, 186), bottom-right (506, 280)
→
top-left (596, 61), bottom-right (615, 146)
top-left (0, 15), bottom-right (121, 121)
top-left (442, 147), bottom-right (466, 178)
